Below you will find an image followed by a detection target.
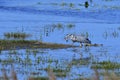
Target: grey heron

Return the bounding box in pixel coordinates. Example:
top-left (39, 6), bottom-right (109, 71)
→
top-left (64, 34), bottom-right (91, 47)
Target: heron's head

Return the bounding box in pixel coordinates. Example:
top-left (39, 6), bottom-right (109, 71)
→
top-left (64, 34), bottom-right (75, 42)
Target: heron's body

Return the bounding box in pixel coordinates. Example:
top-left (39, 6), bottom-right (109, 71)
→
top-left (64, 34), bottom-right (91, 47)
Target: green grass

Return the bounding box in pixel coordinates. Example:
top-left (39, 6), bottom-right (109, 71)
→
top-left (60, 2), bottom-right (67, 6)
top-left (91, 61), bottom-right (120, 69)
top-left (27, 76), bottom-right (49, 80)
top-left (103, 30), bottom-right (119, 39)
top-left (67, 23), bottom-right (75, 28)
top-left (4, 32), bottom-right (31, 39)
top-left (69, 3), bottom-right (74, 8)
top-left (2, 67), bottom-right (120, 80)
top-left (45, 68), bottom-right (68, 77)
top-left (0, 39), bottom-right (75, 50)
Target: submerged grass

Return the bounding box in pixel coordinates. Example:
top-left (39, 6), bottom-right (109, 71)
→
top-left (103, 30), bottom-right (119, 39)
top-left (1, 67), bottom-right (120, 80)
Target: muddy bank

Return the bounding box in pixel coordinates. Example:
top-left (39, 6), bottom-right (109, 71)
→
top-left (0, 40), bottom-right (103, 50)
top-left (0, 40), bottom-right (76, 50)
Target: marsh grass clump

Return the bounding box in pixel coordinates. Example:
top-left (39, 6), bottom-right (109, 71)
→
top-left (55, 72), bottom-right (67, 77)
top-left (29, 77), bottom-right (49, 80)
top-left (1, 66), bottom-right (120, 80)
top-left (70, 58), bottom-right (90, 65)
top-left (66, 23), bottom-right (75, 29)
top-left (2, 59), bottom-right (14, 65)
top-left (57, 23), bottom-right (63, 29)
top-left (103, 30), bottom-right (119, 39)
top-left (91, 61), bottom-right (120, 69)
top-left (4, 32), bottom-right (31, 39)
top-left (103, 31), bottom-right (108, 39)
top-left (60, 2), bottom-right (67, 6)
top-left (69, 3), bottom-right (74, 8)
top-left (44, 67), bottom-right (68, 77)
top-left (0, 39), bottom-right (36, 50)
top-left (112, 30), bottom-right (119, 38)
top-left (51, 23), bottom-right (64, 30)
top-left (85, 1), bottom-right (89, 8)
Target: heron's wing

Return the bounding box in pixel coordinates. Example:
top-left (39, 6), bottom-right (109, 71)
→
top-left (75, 35), bottom-right (86, 42)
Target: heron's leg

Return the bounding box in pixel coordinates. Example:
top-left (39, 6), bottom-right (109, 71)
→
top-left (72, 41), bottom-right (75, 46)
top-left (84, 43), bottom-right (87, 46)
top-left (80, 43), bottom-right (82, 47)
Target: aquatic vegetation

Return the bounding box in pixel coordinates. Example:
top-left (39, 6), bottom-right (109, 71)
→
top-left (39, 34), bottom-right (43, 42)
top-left (0, 39), bottom-right (76, 50)
top-left (54, 70), bottom-right (67, 77)
top-left (36, 57), bottom-right (41, 64)
top-left (56, 23), bottom-right (63, 29)
top-left (69, 3), bottom-right (74, 8)
top-left (9, 49), bottom-right (17, 54)
top-left (29, 77), bottom-right (49, 80)
top-left (68, 57), bottom-right (91, 66)
top-left (103, 31), bottom-right (108, 39)
top-left (112, 30), bottom-right (119, 38)
top-left (55, 72), bottom-right (67, 77)
top-left (91, 61), bottom-right (120, 69)
top-left (32, 49), bottom-right (39, 54)
top-left (111, 6), bottom-right (120, 9)
top-left (4, 32), bottom-right (31, 39)
top-left (1, 66), bottom-right (120, 80)
top-left (75, 8), bottom-right (81, 11)
top-left (103, 30), bottom-right (119, 39)
top-left (66, 23), bottom-right (75, 29)
top-left (85, 1), bottom-right (89, 8)
top-left (0, 0), bottom-right (120, 80)
top-left (78, 32), bottom-right (90, 38)
top-left (43, 23), bottom-right (76, 35)
top-left (45, 68), bottom-right (67, 77)
top-left (1, 59), bottom-right (14, 65)
top-left (60, 2), bottom-right (67, 6)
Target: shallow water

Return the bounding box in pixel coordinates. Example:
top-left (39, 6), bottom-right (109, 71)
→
top-left (0, 0), bottom-right (120, 80)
